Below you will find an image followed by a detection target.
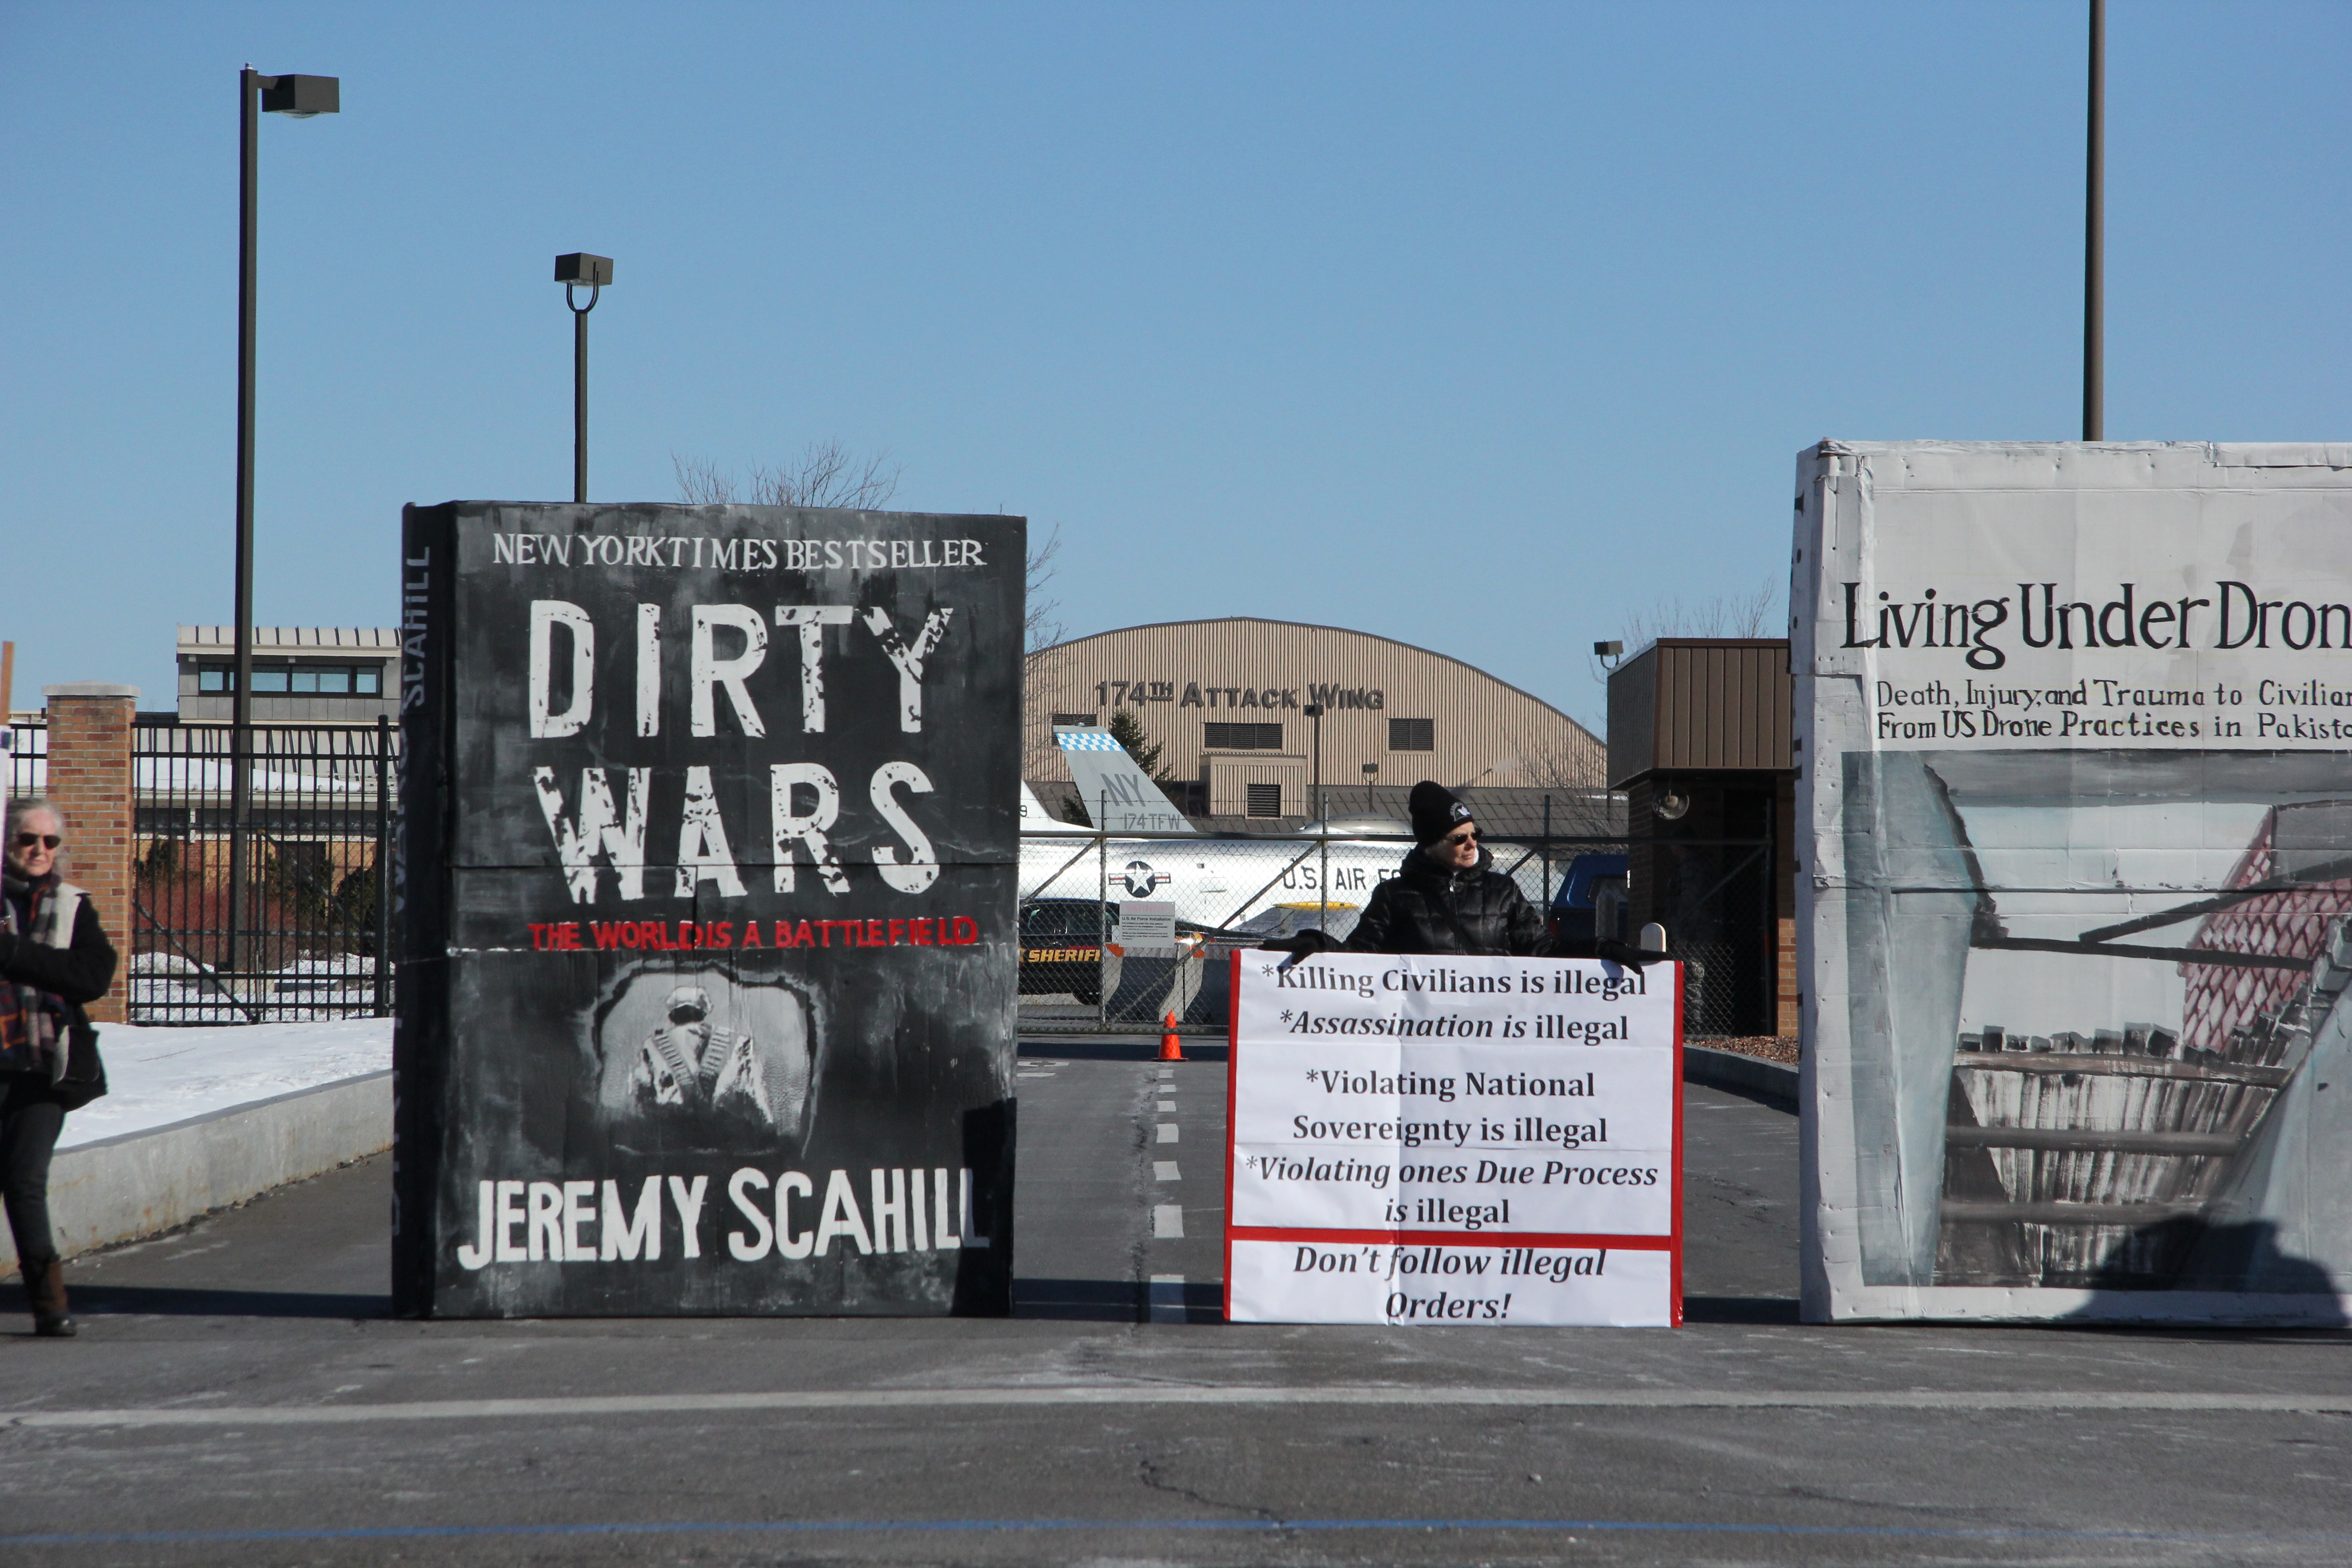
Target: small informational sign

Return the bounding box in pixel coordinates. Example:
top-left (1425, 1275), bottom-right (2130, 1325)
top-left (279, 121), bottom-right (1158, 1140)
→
top-left (1115, 901), bottom-right (1176, 959)
top-left (1224, 951), bottom-right (1681, 1326)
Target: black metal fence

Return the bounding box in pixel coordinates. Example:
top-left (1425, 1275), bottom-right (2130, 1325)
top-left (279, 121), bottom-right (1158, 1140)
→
top-left (7, 717), bottom-right (398, 1024)
top-left (2, 712), bottom-right (1777, 1034)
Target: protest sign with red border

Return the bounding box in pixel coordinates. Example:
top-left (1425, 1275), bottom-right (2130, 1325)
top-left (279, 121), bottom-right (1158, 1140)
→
top-left (1222, 950), bottom-right (1682, 1326)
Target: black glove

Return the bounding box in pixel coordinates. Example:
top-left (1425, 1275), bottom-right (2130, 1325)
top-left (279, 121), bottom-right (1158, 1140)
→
top-left (1259, 929), bottom-right (1333, 955)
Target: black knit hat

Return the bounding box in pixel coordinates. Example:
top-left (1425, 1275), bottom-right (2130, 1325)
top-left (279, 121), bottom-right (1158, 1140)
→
top-left (1408, 780), bottom-right (1474, 846)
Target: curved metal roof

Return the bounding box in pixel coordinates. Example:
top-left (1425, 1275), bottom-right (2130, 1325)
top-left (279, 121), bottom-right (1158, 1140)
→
top-left (1031, 616), bottom-right (1593, 742)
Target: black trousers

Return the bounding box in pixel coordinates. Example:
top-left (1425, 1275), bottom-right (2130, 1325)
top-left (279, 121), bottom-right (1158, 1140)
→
top-left (0, 1074), bottom-right (67, 1266)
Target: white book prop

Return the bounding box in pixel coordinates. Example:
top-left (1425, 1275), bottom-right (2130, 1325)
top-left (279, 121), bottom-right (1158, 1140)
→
top-left (1796, 441), bottom-right (2352, 1325)
top-left (1223, 951), bottom-right (1682, 1326)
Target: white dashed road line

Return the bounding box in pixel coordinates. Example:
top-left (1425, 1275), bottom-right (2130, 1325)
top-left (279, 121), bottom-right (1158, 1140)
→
top-left (1153, 1161), bottom-right (1180, 1182)
top-left (1156, 1123), bottom-right (1179, 1143)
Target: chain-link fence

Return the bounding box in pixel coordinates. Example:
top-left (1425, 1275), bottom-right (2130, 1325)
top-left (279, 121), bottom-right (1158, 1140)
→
top-left (1632, 835), bottom-right (1777, 1039)
top-left (7, 717), bottom-right (398, 1024)
top-left (1017, 830), bottom-right (1636, 1033)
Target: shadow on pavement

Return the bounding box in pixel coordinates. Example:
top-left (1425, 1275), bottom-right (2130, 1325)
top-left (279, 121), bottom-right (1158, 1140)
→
top-left (1681, 1294), bottom-right (1801, 1325)
top-left (41, 1286), bottom-right (392, 1320)
top-left (1683, 1078), bottom-right (1796, 1113)
top-left (1013, 1277), bottom-right (1142, 1321)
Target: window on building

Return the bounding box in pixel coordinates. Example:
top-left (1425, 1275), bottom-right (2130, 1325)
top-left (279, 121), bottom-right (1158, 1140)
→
top-left (1388, 717), bottom-right (1435, 751)
top-left (1205, 722), bottom-right (1284, 750)
top-left (196, 662), bottom-right (382, 696)
top-left (1050, 712), bottom-right (1099, 727)
top-left (1245, 783), bottom-right (1282, 817)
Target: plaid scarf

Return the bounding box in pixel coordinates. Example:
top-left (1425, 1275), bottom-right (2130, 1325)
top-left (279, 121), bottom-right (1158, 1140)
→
top-left (0, 874), bottom-right (70, 1079)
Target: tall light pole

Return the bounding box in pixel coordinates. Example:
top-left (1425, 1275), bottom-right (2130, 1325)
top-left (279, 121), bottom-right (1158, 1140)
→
top-left (1302, 701), bottom-right (1327, 933)
top-left (555, 254), bottom-right (613, 501)
top-left (2083, 0), bottom-right (2104, 441)
top-left (1302, 703), bottom-right (1324, 823)
top-left (230, 67), bottom-right (337, 991)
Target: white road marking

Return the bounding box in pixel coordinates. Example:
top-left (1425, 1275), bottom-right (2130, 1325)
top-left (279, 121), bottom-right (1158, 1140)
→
top-left (1148, 1275), bottom-right (1187, 1324)
top-left (1154, 1161), bottom-right (1180, 1182)
top-left (12, 1388), bottom-right (2348, 1428)
top-left (1156, 1123), bottom-right (1178, 1143)
top-left (1153, 1205), bottom-right (1185, 1239)
top-left (1156, 1068), bottom-right (1173, 1080)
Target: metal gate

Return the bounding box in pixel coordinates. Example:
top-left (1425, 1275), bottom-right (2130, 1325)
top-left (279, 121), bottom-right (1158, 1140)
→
top-left (127, 718), bottom-right (398, 1023)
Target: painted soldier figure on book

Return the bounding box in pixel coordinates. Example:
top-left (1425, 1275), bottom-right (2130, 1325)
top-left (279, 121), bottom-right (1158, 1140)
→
top-left (629, 985), bottom-right (771, 1123)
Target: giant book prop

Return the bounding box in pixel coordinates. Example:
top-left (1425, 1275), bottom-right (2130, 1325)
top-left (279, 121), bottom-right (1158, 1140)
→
top-left (394, 503), bottom-right (1022, 1317)
top-left (1795, 441), bottom-right (2352, 1325)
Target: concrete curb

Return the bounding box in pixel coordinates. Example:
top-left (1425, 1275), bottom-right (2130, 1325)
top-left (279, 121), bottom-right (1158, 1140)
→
top-left (1683, 1044), bottom-right (1799, 1106)
top-left (1, 1070), bottom-right (392, 1269)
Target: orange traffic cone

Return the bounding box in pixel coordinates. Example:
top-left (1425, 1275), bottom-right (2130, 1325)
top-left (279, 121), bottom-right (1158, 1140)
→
top-left (1158, 1012), bottom-right (1184, 1062)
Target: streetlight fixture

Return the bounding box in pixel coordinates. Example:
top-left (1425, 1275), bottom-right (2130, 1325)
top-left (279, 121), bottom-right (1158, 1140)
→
top-left (1361, 761), bottom-right (1380, 815)
top-left (229, 66), bottom-right (338, 994)
top-left (555, 253), bottom-right (613, 502)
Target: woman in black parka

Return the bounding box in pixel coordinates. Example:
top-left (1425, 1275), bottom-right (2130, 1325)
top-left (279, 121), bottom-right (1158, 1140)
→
top-left (1260, 780), bottom-right (1552, 959)
top-left (1, 801), bottom-right (117, 1338)
top-left (1338, 781), bottom-right (1550, 957)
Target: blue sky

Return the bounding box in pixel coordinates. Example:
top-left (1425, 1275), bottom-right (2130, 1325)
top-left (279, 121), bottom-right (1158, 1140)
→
top-left (6, 2), bottom-right (2347, 731)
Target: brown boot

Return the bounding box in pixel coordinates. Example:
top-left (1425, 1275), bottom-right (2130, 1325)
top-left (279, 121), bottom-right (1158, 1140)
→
top-left (24, 1255), bottom-right (74, 1338)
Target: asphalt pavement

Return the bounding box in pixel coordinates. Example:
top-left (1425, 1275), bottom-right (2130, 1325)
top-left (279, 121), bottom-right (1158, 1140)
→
top-left (0, 1038), bottom-right (2347, 1566)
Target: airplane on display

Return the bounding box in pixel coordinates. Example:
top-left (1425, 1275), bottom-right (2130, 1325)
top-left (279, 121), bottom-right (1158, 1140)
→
top-left (1019, 726), bottom-right (1428, 934)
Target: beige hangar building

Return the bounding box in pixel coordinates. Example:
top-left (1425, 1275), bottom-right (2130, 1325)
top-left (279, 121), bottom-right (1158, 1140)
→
top-left (1024, 618), bottom-right (1607, 829)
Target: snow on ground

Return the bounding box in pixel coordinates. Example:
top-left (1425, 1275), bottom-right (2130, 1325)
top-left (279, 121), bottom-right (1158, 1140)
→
top-left (60, 1019), bottom-right (392, 1150)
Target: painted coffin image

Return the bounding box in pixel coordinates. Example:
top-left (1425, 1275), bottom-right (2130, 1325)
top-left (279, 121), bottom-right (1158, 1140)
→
top-left (1796, 441), bottom-right (2352, 1324)
top-left (395, 502), bottom-right (1024, 1316)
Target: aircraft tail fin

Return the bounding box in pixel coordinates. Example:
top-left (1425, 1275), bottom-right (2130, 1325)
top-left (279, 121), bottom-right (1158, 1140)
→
top-left (1055, 727), bottom-right (1196, 833)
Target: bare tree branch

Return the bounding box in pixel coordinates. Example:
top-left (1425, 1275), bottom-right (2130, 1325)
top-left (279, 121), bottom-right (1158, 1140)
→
top-left (671, 453), bottom-right (737, 505)
top-left (675, 445), bottom-right (1068, 680)
top-left (671, 440), bottom-right (902, 511)
top-left (1590, 582), bottom-right (1783, 687)
top-left (1024, 521), bottom-right (1065, 654)
top-left (1514, 725), bottom-right (1610, 795)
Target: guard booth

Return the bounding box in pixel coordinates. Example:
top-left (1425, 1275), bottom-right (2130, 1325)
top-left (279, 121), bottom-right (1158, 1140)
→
top-left (1607, 639), bottom-right (1796, 1039)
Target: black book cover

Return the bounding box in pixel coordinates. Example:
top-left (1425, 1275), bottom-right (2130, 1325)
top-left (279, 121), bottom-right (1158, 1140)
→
top-left (394, 502), bottom-right (1022, 1316)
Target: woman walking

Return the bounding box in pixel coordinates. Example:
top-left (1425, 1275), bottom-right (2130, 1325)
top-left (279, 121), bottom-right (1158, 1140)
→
top-left (2, 801), bottom-right (116, 1337)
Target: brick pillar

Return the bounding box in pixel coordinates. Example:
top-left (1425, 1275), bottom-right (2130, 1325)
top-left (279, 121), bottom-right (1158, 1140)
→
top-left (40, 683), bottom-right (138, 1024)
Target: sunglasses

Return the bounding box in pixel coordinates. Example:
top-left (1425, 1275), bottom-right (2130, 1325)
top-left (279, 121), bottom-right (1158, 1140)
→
top-left (14, 833), bottom-right (61, 850)
top-left (1441, 829), bottom-right (1481, 847)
